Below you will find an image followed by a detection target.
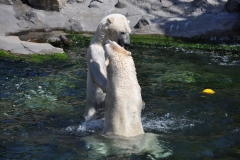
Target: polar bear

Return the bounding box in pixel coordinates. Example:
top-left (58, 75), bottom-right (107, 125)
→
top-left (103, 40), bottom-right (144, 137)
top-left (85, 14), bottom-right (131, 121)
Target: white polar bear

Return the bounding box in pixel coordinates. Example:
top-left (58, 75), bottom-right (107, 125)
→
top-left (103, 40), bottom-right (144, 137)
top-left (85, 14), bottom-right (131, 121)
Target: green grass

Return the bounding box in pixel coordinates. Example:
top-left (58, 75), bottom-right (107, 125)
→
top-left (64, 33), bottom-right (239, 55)
top-left (0, 50), bottom-right (68, 63)
top-left (130, 34), bottom-right (240, 54)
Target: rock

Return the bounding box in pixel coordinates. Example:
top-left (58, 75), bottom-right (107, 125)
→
top-left (47, 37), bottom-right (61, 43)
top-left (47, 37), bottom-right (62, 46)
top-left (67, 0), bottom-right (76, 4)
top-left (115, 0), bottom-right (127, 8)
top-left (192, 0), bottom-right (207, 8)
top-left (17, 20), bottom-right (29, 28)
top-left (151, 1), bottom-right (162, 11)
top-left (0, 0), bottom-right (239, 56)
top-left (28, 0), bottom-right (65, 11)
top-left (0, 36), bottom-right (64, 54)
top-left (226, 0), bottom-right (240, 12)
top-left (60, 35), bottom-right (72, 45)
top-left (27, 0), bottom-right (41, 8)
top-left (44, 28), bottom-right (52, 32)
top-left (88, 0), bottom-right (103, 8)
top-left (134, 17), bottom-right (150, 29)
top-left (162, 0), bottom-right (179, 8)
top-left (76, 0), bottom-right (85, 3)
top-left (26, 11), bottom-right (36, 24)
top-left (68, 0), bottom-right (85, 3)
top-left (0, 0), bottom-right (13, 5)
top-left (40, 0), bottom-right (65, 11)
top-left (66, 20), bottom-right (83, 32)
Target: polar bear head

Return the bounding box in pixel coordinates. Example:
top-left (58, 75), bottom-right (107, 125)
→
top-left (93, 14), bottom-right (131, 48)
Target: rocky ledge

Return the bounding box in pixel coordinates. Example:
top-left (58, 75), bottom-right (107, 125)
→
top-left (0, 0), bottom-right (239, 55)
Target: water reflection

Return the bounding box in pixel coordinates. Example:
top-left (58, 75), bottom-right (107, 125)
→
top-left (82, 133), bottom-right (172, 159)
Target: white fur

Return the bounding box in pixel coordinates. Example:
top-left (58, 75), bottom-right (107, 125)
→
top-left (85, 14), bottom-right (131, 121)
top-left (103, 41), bottom-right (144, 137)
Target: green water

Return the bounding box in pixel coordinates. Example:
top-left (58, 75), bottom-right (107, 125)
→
top-left (0, 32), bottom-right (240, 159)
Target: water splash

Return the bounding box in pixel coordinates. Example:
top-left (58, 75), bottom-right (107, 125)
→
top-left (65, 119), bottom-right (104, 134)
top-left (142, 113), bottom-right (197, 133)
top-left (210, 55), bottom-right (240, 66)
top-left (64, 113), bottom-right (198, 135)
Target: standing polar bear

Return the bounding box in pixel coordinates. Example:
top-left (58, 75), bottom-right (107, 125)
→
top-left (103, 40), bottom-right (144, 137)
top-left (85, 14), bottom-right (131, 121)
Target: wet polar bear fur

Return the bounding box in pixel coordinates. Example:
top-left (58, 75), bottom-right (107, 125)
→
top-left (103, 40), bottom-right (144, 137)
top-left (85, 14), bottom-right (131, 121)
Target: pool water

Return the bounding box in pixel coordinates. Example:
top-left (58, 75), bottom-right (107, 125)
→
top-left (0, 33), bottom-right (240, 159)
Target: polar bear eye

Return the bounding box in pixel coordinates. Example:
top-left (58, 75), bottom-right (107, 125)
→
top-left (120, 31), bottom-right (125, 35)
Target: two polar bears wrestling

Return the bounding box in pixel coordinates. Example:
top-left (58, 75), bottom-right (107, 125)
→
top-left (85, 13), bottom-right (144, 137)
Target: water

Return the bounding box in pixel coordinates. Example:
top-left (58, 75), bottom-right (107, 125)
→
top-left (1, 32), bottom-right (240, 159)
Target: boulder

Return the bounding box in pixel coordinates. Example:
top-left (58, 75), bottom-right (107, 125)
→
top-left (26, 11), bottom-right (36, 24)
top-left (67, 0), bottom-right (76, 4)
top-left (0, 0), bottom-right (12, 5)
top-left (134, 17), bottom-right (150, 29)
top-left (115, 0), bottom-right (127, 8)
top-left (0, 36), bottom-right (64, 55)
top-left (226, 0), bottom-right (240, 12)
top-left (47, 37), bottom-right (62, 46)
top-left (44, 28), bottom-right (52, 32)
top-left (28, 0), bottom-right (65, 11)
top-left (192, 0), bottom-right (207, 8)
top-left (161, 0), bottom-right (179, 8)
top-left (59, 35), bottom-right (72, 45)
top-left (76, 0), bottom-right (85, 3)
top-left (17, 20), bottom-right (29, 28)
top-left (88, 0), bottom-right (103, 8)
top-left (66, 20), bottom-right (83, 32)
top-left (27, 0), bottom-right (41, 8)
top-left (151, 1), bottom-right (162, 11)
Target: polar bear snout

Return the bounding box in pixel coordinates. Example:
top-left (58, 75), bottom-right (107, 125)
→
top-left (118, 32), bottom-right (130, 48)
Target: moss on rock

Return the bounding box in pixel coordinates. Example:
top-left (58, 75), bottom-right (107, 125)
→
top-left (0, 50), bottom-right (68, 63)
top-left (130, 34), bottom-right (240, 55)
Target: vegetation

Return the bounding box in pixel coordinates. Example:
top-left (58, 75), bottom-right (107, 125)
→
top-left (130, 34), bottom-right (240, 55)
top-left (0, 50), bottom-right (68, 63)
top-left (1, 32), bottom-right (239, 62)
top-left (64, 32), bottom-right (240, 55)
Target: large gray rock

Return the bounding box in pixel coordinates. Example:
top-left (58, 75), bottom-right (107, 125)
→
top-left (27, 0), bottom-right (41, 8)
top-left (115, 0), bottom-right (127, 8)
top-left (0, 0), bottom-right (12, 5)
top-left (17, 20), bottom-right (29, 28)
top-left (226, 0), bottom-right (240, 12)
top-left (26, 11), bottom-right (36, 24)
top-left (151, 1), bottom-right (162, 11)
top-left (66, 19), bottom-right (83, 32)
top-left (0, 0), bottom-right (239, 56)
top-left (28, 0), bottom-right (65, 11)
top-left (161, 0), bottom-right (179, 8)
top-left (0, 36), bottom-right (64, 54)
top-left (88, 0), bottom-right (104, 8)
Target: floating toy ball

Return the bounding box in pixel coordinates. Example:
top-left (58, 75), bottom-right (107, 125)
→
top-left (202, 89), bottom-right (215, 94)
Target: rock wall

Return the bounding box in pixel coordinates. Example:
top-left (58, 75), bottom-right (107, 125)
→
top-left (0, 0), bottom-right (239, 54)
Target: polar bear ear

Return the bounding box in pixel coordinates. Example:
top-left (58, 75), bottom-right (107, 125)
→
top-left (127, 51), bottom-right (131, 56)
top-left (107, 18), bottom-right (115, 24)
